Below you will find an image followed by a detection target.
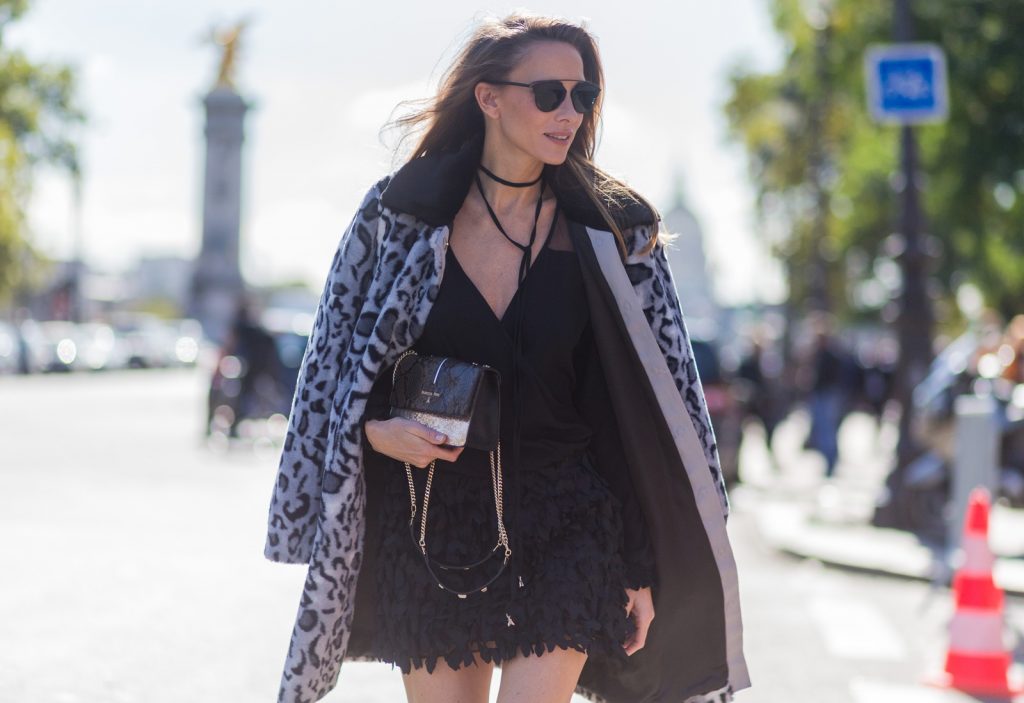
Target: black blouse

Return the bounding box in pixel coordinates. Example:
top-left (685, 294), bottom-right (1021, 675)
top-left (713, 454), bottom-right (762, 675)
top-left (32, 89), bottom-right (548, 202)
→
top-left (362, 212), bottom-right (656, 590)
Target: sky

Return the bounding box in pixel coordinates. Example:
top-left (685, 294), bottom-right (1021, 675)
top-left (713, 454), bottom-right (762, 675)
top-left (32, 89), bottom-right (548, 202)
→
top-left (10, 0), bottom-right (786, 306)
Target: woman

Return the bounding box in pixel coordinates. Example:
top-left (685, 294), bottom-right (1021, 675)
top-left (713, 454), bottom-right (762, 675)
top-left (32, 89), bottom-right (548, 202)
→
top-left (264, 13), bottom-right (750, 703)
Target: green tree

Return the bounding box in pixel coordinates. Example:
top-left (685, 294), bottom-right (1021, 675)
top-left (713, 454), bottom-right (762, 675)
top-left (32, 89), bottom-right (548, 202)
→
top-left (724, 0), bottom-right (1024, 322)
top-left (0, 0), bottom-right (85, 306)
top-left (725, 0), bottom-right (893, 319)
top-left (915, 1), bottom-right (1024, 316)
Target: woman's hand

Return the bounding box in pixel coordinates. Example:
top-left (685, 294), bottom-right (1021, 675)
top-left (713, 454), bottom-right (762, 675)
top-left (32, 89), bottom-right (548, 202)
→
top-left (364, 418), bottom-right (465, 467)
top-left (623, 586), bottom-right (654, 656)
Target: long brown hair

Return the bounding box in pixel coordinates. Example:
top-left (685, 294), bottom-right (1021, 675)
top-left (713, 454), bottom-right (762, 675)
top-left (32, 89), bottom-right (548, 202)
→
top-left (381, 12), bottom-right (665, 259)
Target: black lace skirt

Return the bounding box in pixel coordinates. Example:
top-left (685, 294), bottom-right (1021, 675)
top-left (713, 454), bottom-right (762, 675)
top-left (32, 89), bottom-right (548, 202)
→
top-left (371, 448), bottom-right (637, 676)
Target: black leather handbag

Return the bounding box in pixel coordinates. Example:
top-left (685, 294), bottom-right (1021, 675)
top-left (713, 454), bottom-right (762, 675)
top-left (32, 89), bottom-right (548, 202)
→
top-left (388, 348), bottom-right (510, 598)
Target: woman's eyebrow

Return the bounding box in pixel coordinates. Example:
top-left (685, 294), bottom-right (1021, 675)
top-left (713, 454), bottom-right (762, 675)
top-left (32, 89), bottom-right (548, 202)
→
top-left (520, 77), bottom-right (589, 83)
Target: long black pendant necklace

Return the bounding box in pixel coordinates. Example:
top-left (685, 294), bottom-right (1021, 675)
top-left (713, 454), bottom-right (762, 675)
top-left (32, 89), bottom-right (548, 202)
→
top-left (474, 165), bottom-right (546, 293)
top-left (473, 163), bottom-right (554, 626)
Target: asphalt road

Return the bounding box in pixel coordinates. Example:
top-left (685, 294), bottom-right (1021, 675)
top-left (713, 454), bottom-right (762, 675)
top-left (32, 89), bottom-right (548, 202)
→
top-left (1, 367), bottom-right (1021, 702)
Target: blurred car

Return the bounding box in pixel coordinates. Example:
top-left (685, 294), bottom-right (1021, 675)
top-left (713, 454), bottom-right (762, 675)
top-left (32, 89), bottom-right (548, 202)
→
top-left (262, 307), bottom-right (314, 405)
top-left (0, 321), bottom-right (17, 374)
top-left (690, 337), bottom-right (743, 485)
top-left (109, 314), bottom-right (204, 368)
top-left (13, 320), bottom-right (50, 373)
top-left (75, 322), bottom-right (131, 371)
top-left (36, 320), bottom-right (81, 372)
top-left (167, 318), bottom-right (203, 366)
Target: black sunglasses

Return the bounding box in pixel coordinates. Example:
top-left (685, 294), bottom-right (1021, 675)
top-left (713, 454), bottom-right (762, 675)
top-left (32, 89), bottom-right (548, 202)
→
top-left (484, 79), bottom-right (601, 114)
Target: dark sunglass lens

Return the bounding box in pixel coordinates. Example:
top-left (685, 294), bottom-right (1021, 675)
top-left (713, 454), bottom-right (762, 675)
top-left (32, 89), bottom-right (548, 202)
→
top-left (532, 82), bottom-right (567, 112)
top-left (571, 84), bottom-right (600, 113)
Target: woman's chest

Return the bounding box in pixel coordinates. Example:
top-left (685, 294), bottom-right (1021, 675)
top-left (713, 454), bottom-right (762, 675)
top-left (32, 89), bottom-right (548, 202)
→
top-left (447, 200), bottom-right (562, 322)
top-left (416, 241), bottom-right (588, 367)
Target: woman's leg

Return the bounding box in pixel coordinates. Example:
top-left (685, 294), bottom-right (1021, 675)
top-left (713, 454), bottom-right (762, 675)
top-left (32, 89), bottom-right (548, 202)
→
top-left (495, 646), bottom-right (588, 703)
top-left (401, 650), bottom-right (495, 703)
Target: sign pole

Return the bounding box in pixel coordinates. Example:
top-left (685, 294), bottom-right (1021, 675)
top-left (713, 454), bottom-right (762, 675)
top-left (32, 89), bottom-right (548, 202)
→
top-left (891, 0), bottom-right (935, 471)
top-left (865, 2), bottom-right (947, 530)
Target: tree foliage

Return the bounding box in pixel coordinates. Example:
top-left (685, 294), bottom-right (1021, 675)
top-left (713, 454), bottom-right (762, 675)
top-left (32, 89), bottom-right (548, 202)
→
top-left (0, 0), bottom-right (85, 305)
top-left (724, 0), bottom-right (1024, 321)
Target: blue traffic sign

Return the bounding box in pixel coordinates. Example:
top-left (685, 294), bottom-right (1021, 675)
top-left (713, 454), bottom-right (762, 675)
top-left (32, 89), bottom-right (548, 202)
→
top-left (865, 43), bottom-right (949, 124)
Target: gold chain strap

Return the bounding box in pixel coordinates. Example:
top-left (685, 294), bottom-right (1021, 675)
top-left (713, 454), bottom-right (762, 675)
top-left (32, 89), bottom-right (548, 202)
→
top-left (393, 349), bottom-right (512, 598)
top-left (403, 440), bottom-right (511, 598)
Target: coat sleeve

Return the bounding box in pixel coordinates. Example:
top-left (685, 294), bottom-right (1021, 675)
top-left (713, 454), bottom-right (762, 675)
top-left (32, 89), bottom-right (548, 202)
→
top-left (625, 222), bottom-right (731, 523)
top-left (263, 176), bottom-right (390, 564)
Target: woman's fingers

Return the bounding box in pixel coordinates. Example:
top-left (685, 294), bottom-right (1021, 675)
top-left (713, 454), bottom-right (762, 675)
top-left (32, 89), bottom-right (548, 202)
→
top-left (434, 444), bottom-right (465, 463)
top-left (366, 418), bottom-right (467, 468)
top-left (398, 419), bottom-right (466, 466)
top-left (404, 418), bottom-right (449, 445)
top-left (627, 605), bottom-right (653, 655)
top-left (624, 589), bottom-right (637, 617)
top-left (623, 587), bottom-right (655, 656)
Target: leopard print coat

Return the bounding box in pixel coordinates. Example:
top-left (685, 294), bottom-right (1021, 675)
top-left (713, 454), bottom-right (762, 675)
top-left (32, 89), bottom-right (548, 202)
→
top-left (263, 142), bottom-right (750, 703)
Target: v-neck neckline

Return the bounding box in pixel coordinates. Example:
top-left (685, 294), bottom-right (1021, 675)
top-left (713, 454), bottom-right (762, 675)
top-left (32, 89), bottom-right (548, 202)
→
top-left (447, 208), bottom-right (559, 326)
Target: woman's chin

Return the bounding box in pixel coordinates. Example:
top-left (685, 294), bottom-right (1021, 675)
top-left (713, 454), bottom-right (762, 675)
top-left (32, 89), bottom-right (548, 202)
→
top-left (536, 147), bottom-right (570, 166)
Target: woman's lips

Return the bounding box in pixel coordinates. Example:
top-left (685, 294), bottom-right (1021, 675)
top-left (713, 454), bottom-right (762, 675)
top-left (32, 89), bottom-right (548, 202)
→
top-left (544, 132), bottom-right (572, 145)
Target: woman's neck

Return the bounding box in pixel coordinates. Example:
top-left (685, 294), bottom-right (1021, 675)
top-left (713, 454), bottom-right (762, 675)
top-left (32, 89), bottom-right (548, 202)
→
top-left (477, 138), bottom-right (545, 213)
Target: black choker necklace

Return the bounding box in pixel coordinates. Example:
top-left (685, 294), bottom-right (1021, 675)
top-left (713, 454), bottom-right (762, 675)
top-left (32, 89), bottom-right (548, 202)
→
top-left (478, 164), bottom-right (543, 188)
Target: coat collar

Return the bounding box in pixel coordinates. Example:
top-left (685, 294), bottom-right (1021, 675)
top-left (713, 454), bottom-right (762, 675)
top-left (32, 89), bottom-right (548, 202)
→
top-left (379, 134), bottom-right (657, 231)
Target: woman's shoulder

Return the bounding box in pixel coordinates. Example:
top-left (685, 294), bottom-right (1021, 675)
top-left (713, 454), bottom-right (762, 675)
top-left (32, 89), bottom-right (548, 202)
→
top-left (366, 173), bottom-right (396, 203)
top-left (550, 170), bottom-right (658, 235)
top-left (559, 195), bottom-right (665, 257)
top-left (344, 174), bottom-right (394, 217)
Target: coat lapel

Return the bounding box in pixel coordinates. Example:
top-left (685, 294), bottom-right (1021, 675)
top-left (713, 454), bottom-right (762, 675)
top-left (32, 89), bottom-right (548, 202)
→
top-left (572, 222), bottom-right (751, 699)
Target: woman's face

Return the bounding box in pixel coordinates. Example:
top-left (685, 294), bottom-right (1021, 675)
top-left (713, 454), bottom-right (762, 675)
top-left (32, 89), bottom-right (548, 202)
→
top-left (483, 40), bottom-right (588, 166)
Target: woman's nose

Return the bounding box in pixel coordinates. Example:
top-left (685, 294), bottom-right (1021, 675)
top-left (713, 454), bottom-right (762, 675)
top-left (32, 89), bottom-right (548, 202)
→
top-left (554, 94), bottom-right (580, 122)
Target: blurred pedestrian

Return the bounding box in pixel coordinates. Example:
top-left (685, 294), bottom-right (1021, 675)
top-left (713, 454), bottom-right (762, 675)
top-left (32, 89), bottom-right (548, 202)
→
top-left (737, 334), bottom-right (786, 462)
top-left (856, 340), bottom-right (897, 436)
top-left (805, 315), bottom-right (856, 479)
top-left (13, 308), bottom-right (32, 375)
top-left (208, 296), bottom-right (280, 437)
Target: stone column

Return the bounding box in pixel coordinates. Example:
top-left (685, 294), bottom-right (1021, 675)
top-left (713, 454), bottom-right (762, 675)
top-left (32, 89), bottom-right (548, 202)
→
top-left (187, 86), bottom-right (251, 346)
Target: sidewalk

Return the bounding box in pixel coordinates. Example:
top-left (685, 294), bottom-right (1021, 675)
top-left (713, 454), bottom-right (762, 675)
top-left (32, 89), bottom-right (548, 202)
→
top-left (737, 410), bottom-right (1024, 596)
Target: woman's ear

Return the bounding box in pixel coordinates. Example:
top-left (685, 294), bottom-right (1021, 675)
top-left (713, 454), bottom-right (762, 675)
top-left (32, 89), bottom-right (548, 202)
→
top-left (475, 82), bottom-right (501, 120)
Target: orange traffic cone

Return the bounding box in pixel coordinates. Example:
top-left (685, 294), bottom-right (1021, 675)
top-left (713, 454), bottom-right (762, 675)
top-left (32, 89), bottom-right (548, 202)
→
top-left (926, 486), bottom-right (1023, 698)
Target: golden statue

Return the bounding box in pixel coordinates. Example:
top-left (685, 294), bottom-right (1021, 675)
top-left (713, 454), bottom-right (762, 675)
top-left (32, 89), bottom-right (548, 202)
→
top-left (204, 17), bottom-right (253, 89)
